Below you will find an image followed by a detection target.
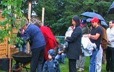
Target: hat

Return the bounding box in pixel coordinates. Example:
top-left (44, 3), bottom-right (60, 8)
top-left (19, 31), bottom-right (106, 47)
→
top-left (48, 49), bottom-right (56, 58)
top-left (91, 17), bottom-right (99, 23)
top-left (81, 19), bottom-right (87, 24)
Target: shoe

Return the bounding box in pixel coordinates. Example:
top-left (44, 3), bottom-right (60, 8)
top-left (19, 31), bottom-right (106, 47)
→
top-left (78, 68), bottom-right (84, 72)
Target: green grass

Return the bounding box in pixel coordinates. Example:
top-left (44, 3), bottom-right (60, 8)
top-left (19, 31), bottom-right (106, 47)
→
top-left (0, 57), bottom-right (106, 72)
top-left (60, 57), bottom-right (106, 72)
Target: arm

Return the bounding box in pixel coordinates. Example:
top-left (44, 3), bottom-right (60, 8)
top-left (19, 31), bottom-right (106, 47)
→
top-left (66, 27), bottom-right (81, 42)
top-left (88, 33), bottom-right (100, 40)
top-left (89, 26), bottom-right (102, 40)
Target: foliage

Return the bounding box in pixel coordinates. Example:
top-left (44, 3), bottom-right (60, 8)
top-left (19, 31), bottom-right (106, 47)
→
top-left (0, 0), bottom-right (25, 43)
top-left (34, 0), bottom-right (112, 35)
top-left (0, 0), bottom-right (113, 37)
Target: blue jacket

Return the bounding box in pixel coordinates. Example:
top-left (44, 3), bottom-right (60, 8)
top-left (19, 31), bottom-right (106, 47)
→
top-left (43, 59), bottom-right (60, 72)
top-left (23, 24), bottom-right (46, 49)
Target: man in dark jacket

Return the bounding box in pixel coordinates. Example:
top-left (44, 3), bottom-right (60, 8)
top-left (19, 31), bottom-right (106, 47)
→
top-left (22, 23), bottom-right (46, 72)
top-left (66, 15), bottom-right (82, 72)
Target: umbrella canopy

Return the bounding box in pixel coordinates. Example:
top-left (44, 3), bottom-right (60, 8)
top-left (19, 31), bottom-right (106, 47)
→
top-left (86, 18), bottom-right (108, 27)
top-left (81, 12), bottom-right (105, 21)
top-left (108, 2), bottom-right (114, 14)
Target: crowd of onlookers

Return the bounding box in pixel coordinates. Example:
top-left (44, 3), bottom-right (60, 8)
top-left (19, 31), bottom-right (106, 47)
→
top-left (14, 15), bottom-right (114, 72)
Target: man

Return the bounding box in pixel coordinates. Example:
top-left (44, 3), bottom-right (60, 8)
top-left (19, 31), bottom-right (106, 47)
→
top-left (76, 18), bottom-right (89, 71)
top-left (22, 22), bottom-right (46, 72)
top-left (31, 17), bottom-right (58, 61)
top-left (88, 17), bottom-right (103, 72)
top-left (106, 20), bottom-right (114, 72)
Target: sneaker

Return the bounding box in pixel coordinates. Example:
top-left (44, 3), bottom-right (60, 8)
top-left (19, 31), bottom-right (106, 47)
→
top-left (78, 68), bottom-right (84, 72)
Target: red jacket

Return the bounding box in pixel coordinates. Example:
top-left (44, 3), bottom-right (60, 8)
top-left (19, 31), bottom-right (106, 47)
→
top-left (40, 26), bottom-right (58, 60)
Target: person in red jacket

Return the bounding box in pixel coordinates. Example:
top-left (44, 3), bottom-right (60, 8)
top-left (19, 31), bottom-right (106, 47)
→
top-left (32, 17), bottom-right (58, 60)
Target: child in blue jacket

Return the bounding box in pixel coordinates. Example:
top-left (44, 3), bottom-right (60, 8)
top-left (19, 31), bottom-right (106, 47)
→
top-left (43, 49), bottom-right (61, 72)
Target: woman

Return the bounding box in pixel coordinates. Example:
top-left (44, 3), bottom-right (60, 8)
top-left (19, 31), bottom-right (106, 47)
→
top-left (65, 15), bottom-right (82, 72)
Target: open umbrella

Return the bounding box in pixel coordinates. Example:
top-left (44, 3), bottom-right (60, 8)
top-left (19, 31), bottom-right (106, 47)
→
top-left (86, 18), bottom-right (108, 27)
top-left (81, 12), bottom-right (105, 21)
top-left (108, 2), bottom-right (114, 14)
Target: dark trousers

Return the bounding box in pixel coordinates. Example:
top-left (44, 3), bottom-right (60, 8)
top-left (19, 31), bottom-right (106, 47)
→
top-left (110, 48), bottom-right (114, 72)
top-left (69, 59), bottom-right (77, 72)
top-left (106, 46), bottom-right (111, 71)
top-left (30, 46), bottom-right (45, 72)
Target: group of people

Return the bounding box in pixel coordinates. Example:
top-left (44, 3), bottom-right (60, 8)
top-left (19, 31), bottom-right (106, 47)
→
top-left (64, 15), bottom-right (114, 72)
top-left (15, 15), bottom-right (114, 72)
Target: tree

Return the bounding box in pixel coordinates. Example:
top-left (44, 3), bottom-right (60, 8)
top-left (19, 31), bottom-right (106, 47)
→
top-left (0, 0), bottom-right (25, 43)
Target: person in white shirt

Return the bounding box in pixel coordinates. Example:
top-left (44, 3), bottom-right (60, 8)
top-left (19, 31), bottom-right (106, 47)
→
top-left (106, 20), bottom-right (114, 72)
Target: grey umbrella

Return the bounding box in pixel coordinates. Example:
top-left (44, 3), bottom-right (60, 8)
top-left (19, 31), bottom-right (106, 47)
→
top-left (81, 12), bottom-right (105, 21)
top-left (108, 2), bottom-right (114, 14)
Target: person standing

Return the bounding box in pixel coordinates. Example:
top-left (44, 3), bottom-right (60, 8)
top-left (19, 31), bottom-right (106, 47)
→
top-left (65, 15), bottom-right (82, 72)
top-left (22, 23), bottom-right (46, 72)
top-left (106, 20), bottom-right (114, 72)
top-left (76, 18), bottom-right (89, 71)
top-left (88, 17), bottom-right (103, 72)
top-left (31, 17), bottom-right (58, 61)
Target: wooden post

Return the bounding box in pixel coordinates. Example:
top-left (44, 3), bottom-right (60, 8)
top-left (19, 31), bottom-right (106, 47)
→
top-left (42, 7), bottom-right (45, 26)
top-left (28, 2), bottom-right (32, 23)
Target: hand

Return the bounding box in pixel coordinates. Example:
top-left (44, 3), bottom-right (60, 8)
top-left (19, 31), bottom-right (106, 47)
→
top-left (88, 34), bottom-right (91, 38)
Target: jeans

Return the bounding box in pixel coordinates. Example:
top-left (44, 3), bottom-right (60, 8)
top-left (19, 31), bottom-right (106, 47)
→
top-left (96, 46), bottom-right (103, 72)
top-left (89, 48), bottom-right (99, 72)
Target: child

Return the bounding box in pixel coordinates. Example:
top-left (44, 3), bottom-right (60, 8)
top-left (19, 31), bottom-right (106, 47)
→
top-left (55, 44), bottom-right (66, 64)
top-left (43, 49), bottom-right (61, 72)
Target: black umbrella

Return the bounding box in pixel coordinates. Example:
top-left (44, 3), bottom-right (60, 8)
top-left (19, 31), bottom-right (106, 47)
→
top-left (108, 2), bottom-right (114, 14)
top-left (81, 12), bottom-right (105, 21)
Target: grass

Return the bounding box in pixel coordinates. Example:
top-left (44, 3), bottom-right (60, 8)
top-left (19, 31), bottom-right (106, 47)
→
top-left (60, 57), bottom-right (106, 72)
top-left (0, 57), bottom-right (106, 72)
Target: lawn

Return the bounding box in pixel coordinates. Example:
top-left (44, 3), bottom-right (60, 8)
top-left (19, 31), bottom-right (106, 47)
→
top-left (0, 57), bottom-right (107, 72)
top-left (60, 57), bottom-right (106, 72)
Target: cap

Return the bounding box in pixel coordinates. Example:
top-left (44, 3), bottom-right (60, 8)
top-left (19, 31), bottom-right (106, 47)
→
top-left (81, 19), bottom-right (87, 24)
top-left (91, 17), bottom-right (99, 23)
top-left (48, 49), bottom-right (56, 58)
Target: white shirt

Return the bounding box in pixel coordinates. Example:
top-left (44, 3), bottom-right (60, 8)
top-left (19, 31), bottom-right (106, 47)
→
top-left (106, 27), bottom-right (114, 47)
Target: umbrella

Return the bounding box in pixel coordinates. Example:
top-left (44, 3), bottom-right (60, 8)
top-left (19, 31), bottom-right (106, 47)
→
top-left (81, 12), bottom-right (105, 21)
top-left (108, 2), bottom-right (114, 14)
top-left (86, 18), bottom-right (108, 27)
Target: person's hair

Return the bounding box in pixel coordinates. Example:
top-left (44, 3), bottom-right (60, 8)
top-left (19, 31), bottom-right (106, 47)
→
top-left (31, 17), bottom-right (42, 27)
top-left (110, 20), bottom-right (114, 23)
top-left (72, 15), bottom-right (80, 27)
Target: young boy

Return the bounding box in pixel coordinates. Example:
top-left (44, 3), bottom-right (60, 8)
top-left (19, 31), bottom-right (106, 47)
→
top-left (43, 49), bottom-right (61, 72)
top-left (55, 44), bottom-right (66, 64)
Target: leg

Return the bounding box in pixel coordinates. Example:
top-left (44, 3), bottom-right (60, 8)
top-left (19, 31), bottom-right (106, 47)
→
top-left (110, 48), bottom-right (114, 72)
top-left (69, 59), bottom-right (77, 72)
top-left (106, 47), bottom-right (111, 71)
top-left (89, 48), bottom-right (98, 72)
top-left (37, 47), bottom-right (45, 72)
top-left (61, 53), bottom-right (66, 63)
top-left (30, 46), bottom-right (45, 72)
top-left (96, 46), bottom-right (103, 72)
